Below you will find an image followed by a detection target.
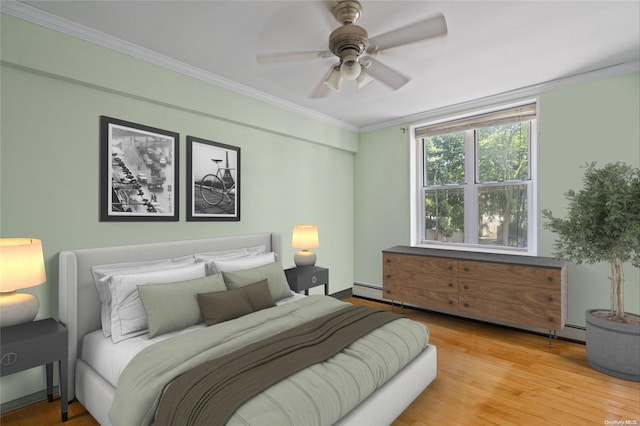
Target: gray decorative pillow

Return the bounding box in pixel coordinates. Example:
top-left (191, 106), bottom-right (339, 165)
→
top-left (138, 272), bottom-right (226, 338)
top-left (222, 261), bottom-right (292, 301)
top-left (197, 279), bottom-right (276, 326)
top-left (242, 279), bottom-right (276, 311)
top-left (197, 288), bottom-right (253, 326)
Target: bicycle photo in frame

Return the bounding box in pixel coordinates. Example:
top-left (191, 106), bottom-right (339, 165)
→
top-left (100, 116), bottom-right (179, 221)
top-left (186, 136), bottom-right (240, 221)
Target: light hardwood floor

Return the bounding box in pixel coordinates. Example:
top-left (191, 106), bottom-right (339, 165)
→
top-left (2, 297), bottom-right (638, 425)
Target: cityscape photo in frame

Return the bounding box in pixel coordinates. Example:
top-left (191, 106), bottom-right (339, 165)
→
top-left (186, 136), bottom-right (240, 221)
top-left (100, 116), bottom-right (179, 221)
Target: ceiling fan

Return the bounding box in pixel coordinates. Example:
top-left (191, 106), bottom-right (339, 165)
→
top-left (256, 1), bottom-right (447, 98)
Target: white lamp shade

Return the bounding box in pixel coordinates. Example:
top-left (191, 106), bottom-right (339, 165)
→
top-left (291, 225), bottom-right (319, 249)
top-left (0, 238), bottom-right (46, 292)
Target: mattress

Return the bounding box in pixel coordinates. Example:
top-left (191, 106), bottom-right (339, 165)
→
top-left (80, 293), bottom-right (306, 387)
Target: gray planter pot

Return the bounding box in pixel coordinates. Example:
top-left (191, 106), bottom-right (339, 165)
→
top-left (585, 309), bottom-right (640, 382)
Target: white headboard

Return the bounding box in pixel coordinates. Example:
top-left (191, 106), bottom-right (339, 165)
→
top-left (58, 232), bottom-right (282, 400)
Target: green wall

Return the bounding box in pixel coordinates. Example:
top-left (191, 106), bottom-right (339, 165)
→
top-left (355, 72), bottom-right (640, 329)
top-left (2, 9), bottom-right (640, 411)
top-left (0, 14), bottom-right (356, 405)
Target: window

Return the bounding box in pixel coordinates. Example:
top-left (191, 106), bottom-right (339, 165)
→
top-left (412, 102), bottom-right (537, 254)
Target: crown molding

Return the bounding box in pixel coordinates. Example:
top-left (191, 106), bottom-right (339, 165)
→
top-left (359, 60), bottom-right (640, 133)
top-left (0, 1), bottom-right (360, 133)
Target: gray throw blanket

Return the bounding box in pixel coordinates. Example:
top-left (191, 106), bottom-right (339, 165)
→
top-left (154, 305), bottom-right (403, 426)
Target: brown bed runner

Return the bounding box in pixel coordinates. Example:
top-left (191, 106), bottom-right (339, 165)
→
top-left (154, 305), bottom-right (402, 426)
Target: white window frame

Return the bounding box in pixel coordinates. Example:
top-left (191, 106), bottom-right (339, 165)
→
top-left (410, 100), bottom-right (539, 256)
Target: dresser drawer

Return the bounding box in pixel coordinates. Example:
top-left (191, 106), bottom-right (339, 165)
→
top-left (285, 266), bottom-right (329, 293)
top-left (459, 295), bottom-right (563, 330)
top-left (459, 261), bottom-right (562, 289)
top-left (384, 253), bottom-right (457, 277)
top-left (459, 279), bottom-right (562, 310)
top-left (384, 284), bottom-right (458, 311)
top-left (384, 266), bottom-right (457, 293)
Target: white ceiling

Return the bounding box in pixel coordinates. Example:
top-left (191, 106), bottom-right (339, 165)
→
top-left (6, 1), bottom-right (640, 131)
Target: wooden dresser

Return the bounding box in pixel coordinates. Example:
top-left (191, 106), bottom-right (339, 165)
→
top-left (383, 246), bottom-right (568, 331)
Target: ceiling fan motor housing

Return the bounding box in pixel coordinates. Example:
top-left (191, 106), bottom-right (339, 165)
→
top-left (329, 25), bottom-right (368, 58)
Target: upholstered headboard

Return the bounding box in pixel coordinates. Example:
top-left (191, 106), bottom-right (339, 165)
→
top-left (58, 232), bottom-right (282, 400)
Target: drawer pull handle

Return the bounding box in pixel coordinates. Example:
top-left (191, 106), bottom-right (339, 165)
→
top-left (548, 296), bottom-right (553, 302)
top-left (386, 274), bottom-right (391, 279)
top-left (1, 352), bottom-right (18, 367)
top-left (463, 285), bottom-right (469, 290)
top-left (464, 303), bottom-right (469, 308)
top-left (386, 289), bottom-right (391, 294)
top-left (448, 300), bottom-right (453, 305)
top-left (548, 317), bottom-right (554, 323)
top-left (448, 283), bottom-right (453, 287)
top-left (448, 266), bottom-right (453, 270)
top-left (463, 267), bottom-right (469, 272)
top-left (386, 259), bottom-right (391, 263)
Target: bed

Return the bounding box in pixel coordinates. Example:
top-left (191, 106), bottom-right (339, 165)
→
top-left (58, 232), bottom-right (437, 425)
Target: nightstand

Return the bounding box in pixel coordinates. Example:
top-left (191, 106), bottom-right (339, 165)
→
top-left (0, 318), bottom-right (68, 422)
top-left (285, 266), bottom-right (329, 296)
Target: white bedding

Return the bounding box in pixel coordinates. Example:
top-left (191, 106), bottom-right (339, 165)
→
top-left (81, 293), bottom-right (306, 387)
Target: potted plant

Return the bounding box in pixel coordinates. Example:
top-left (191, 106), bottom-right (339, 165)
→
top-left (543, 162), bottom-right (640, 382)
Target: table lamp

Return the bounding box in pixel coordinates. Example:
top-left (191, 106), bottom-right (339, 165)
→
top-left (292, 225), bottom-right (319, 267)
top-left (0, 238), bottom-right (46, 328)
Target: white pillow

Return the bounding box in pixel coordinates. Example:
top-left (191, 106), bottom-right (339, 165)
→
top-left (194, 245), bottom-right (266, 260)
top-left (195, 245), bottom-right (267, 274)
top-left (108, 263), bottom-right (207, 343)
top-left (213, 252), bottom-right (276, 273)
top-left (91, 255), bottom-right (195, 283)
top-left (92, 256), bottom-right (196, 337)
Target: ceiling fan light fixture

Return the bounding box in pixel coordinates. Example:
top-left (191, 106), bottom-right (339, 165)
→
top-left (324, 67), bottom-right (342, 91)
top-left (340, 54), bottom-right (361, 80)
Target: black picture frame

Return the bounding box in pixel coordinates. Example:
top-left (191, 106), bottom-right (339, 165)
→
top-left (100, 116), bottom-right (179, 221)
top-left (186, 136), bottom-right (240, 221)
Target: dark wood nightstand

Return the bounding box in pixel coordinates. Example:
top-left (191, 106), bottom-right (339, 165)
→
top-left (0, 318), bottom-right (68, 422)
top-left (285, 266), bottom-right (329, 296)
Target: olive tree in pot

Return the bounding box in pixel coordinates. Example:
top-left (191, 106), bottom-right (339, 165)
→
top-left (543, 162), bottom-right (640, 381)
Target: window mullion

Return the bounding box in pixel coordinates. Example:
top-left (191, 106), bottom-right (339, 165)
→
top-left (464, 130), bottom-right (477, 244)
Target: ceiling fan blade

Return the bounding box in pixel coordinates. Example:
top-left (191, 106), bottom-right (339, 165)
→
top-left (367, 13), bottom-right (447, 53)
top-left (357, 69), bottom-right (375, 89)
top-left (310, 81), bottom-right (331, 99)
top-left (363, 57), bottom-right (410, 90)
top-left (257, 50), bottom-right (333, 65)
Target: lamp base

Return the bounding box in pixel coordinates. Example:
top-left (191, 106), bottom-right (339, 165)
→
top-left (294, 250), bottom-right (317, 267)
top-left (0, 292), bottom-right (39, 328)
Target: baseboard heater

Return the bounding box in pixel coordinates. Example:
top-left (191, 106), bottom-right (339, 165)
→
top-left (352, 282), bottom-right (586, 343)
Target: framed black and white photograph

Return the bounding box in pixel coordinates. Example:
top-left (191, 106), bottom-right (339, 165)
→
top-left (186, 136), bottom-right (240, 221)
top-left (100, 116), bottom-right (179, 221)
